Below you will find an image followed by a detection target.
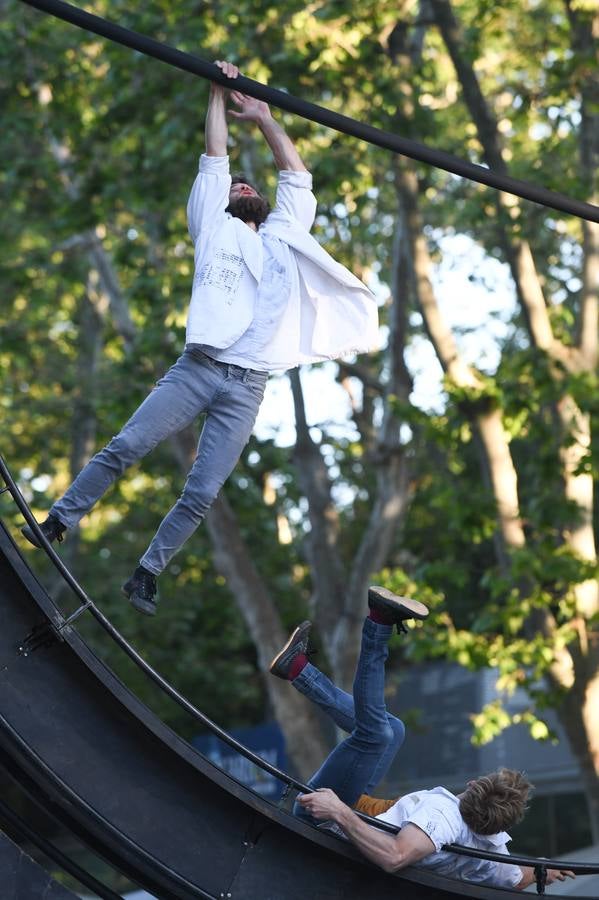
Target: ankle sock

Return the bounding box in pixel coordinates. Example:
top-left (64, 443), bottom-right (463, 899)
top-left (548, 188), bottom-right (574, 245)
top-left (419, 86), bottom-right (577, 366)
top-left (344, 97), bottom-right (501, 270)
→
top-left (289, 652), bottom-right (308, 680)
top-left (368, 608), bottom-right (394, 625)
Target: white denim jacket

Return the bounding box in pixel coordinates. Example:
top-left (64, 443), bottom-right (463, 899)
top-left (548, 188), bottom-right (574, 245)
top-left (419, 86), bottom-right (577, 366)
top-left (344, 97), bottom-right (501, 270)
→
top-left (185, 155), bottom-right (378, 366)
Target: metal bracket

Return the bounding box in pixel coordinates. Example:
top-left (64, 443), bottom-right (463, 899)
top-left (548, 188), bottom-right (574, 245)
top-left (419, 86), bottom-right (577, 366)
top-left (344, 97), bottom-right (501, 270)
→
top-left (277, 781), bottom-right (293, 810)
top-left (18, 621), bottom-right (62, 657)
top-left (534, 863), bottom-right (547, 895)
top-left (220, 814), bottom-right (267, 899)
top-left (242, 813), bottom-right (265, 849)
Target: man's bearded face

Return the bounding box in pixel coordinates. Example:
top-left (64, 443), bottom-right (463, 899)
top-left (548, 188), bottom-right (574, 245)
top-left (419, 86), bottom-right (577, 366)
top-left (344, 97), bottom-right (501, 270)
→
top-left (226, 183), bottom-right (270, 227)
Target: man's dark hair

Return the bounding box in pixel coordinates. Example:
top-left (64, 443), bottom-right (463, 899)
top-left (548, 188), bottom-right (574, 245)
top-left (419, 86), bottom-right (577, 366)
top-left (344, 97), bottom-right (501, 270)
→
top-left (230, 172), bottom-right (262, 196)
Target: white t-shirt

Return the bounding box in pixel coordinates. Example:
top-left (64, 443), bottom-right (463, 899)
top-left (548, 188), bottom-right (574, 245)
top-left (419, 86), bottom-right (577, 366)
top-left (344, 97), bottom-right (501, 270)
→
top-left (200, 228), bottom-right (296, 372)
top-left (185, 155), bottom-right (379, 368)
top-left (377, 787), bottom-right (523, 889)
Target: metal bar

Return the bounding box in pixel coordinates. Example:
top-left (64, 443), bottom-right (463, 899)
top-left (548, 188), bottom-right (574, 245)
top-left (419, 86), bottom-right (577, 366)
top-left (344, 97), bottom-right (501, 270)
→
top-left (17, 0), bottom-right (599, 223)
top-left (534, 864), bottom-right (547, 895)
top-left (446, 842), bottom-right (599, 874)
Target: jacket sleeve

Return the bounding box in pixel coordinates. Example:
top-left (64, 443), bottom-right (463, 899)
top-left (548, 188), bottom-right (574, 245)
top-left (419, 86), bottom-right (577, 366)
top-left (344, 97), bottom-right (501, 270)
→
top-left (354, 794), bottom-right (398, 817)
top-left (187, 154), bottom-right (232, 244)
top-left (271, 170), bottom-right (317, 232)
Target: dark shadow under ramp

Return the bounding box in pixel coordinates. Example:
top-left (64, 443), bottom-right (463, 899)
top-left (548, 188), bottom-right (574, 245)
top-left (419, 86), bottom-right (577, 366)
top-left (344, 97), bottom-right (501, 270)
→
top-left (0, 520), bottom-right (587, 899)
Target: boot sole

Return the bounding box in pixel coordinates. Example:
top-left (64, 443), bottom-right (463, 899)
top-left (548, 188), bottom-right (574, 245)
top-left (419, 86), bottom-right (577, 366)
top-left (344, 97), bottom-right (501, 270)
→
top-left (269, 621), bottom-right (311, 677)
top-left (121, 585), bottom-right (158, 617)
top-left (129, 596), bottom-right (158, 616)
top-left (368, 586), bottom-right (429, 621)
top-left (21, 527), bottom-right (43, 549)
top-left (21, 522), bottom-right (65, 549)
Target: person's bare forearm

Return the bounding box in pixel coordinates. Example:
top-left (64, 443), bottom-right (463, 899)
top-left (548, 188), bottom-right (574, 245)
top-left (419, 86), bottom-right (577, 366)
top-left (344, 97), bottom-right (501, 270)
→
top-left (516, 866), bottom-right (576, 890)
top-left (298, 789), bottom-right (434, 874)
top-left (516, 866), bottom-right (535, 889)
top-left (258, 114), bottom-right (307, 172)
top-left (335, 805), bottom-right (407, 873)
top-left (205, 86), bottom-right (228, 157)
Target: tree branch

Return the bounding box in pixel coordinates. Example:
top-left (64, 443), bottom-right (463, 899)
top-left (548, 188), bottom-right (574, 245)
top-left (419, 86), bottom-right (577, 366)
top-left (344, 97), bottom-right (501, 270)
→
top-left (289, 369), bottom-right (348, 641)
top-left (565, 0), bottom-right (599, 367)
top-left (168, 424), bottom-right (331, 778)
top-left (429, 0), bottom-right (567, 362)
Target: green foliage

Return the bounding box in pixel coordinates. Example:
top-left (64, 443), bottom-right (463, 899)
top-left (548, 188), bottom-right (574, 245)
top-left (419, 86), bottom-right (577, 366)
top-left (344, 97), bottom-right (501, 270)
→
top-left (1, 0), bottom-right (596, 765)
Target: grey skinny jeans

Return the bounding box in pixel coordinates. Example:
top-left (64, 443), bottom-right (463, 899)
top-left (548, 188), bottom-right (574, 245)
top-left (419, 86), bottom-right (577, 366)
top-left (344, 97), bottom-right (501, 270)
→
top-left (51, 348), bottom-right (267, 574)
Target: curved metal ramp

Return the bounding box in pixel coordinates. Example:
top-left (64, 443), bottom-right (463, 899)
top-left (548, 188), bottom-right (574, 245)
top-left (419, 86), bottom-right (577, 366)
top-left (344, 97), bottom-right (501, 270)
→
top-left (0, 512), bottom-right (595, 899)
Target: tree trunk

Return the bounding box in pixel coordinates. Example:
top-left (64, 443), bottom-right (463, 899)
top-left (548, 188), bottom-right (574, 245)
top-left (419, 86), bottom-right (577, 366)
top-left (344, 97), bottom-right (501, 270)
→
top-left (289, 184), bottom-right (413, 689)
top-left (289, 369), bottom-right (348, 646)
top-left (557, 398), bottom-right (598, 619)
top-left (49, 286), bottom-right (103, 602)
top-left (428, 0), bottom-right (599, 838)
top-left (206, 494), bottom-right (330, 779)
top-left (168, 423), bottom-right (330, 780)
top-left (333, 178), bottom-right (413, 687)
top-left (550, 647), bottom-right (599, 845)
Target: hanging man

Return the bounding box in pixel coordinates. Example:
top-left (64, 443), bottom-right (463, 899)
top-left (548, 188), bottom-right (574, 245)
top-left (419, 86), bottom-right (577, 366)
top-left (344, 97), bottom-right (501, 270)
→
top-left (23, 61), bottom-right (378, 615)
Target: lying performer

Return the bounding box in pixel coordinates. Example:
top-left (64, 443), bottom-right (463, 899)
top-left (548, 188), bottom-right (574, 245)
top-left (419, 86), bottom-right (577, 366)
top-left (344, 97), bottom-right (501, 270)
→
top-left (270, 587), bottom-right (575, 890)
top-left (23, 60), bottom-right (378, 614)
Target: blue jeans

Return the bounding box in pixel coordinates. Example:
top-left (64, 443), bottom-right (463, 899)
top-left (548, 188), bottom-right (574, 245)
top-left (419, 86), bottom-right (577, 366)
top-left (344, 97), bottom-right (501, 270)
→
top-left (51, 348), bottom-right (267, 574)
top-left (292, 618), bottom-right (405, 818)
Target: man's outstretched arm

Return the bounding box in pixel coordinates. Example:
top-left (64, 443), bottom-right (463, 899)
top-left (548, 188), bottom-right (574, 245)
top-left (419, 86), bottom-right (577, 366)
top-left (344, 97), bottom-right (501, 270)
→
top-left (516, 866), bottom-right (575, 890)
top-left (297, 789), bottom-right (435, 873)
top-left (229, 90), bottom-right (307, 172)
top-left (205, 60), bottom-right (239, 156)
top-left (187, 60), bottom-right (236, 242)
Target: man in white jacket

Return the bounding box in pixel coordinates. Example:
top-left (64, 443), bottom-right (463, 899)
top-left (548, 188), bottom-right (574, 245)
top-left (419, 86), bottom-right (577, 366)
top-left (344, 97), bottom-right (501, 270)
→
top-left (23, 60), bottom-right (378, 615)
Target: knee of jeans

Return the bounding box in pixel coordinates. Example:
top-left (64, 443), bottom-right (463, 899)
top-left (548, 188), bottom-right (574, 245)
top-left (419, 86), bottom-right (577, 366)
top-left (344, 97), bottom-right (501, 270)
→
top-left (105, 430), bottom-right (151, 468)
top-left (178, 485), bottom-right (219, 521)
top-left (388, 715), bottom-right (406, 752)
top-left (95, 439), bottom-right (132, 474)
top-left (379, 720), bottom-right (397, 748)
top-left (360, 719), bottom-right (396, 750)
top-left (180, 471), bottom-right (225, 515)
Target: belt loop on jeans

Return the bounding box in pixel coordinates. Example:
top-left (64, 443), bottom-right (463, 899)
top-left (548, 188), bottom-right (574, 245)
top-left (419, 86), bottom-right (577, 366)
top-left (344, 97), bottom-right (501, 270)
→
top-left (242, 369), bottom-right (250, 383)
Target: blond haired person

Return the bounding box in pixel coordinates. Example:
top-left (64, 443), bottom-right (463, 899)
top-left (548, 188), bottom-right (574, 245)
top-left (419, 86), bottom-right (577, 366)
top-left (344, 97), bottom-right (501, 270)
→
top-left (271, 588), bottom-right (575, 890)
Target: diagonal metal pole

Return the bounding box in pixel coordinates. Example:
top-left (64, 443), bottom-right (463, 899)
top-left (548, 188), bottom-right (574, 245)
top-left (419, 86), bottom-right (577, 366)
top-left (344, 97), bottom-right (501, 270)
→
top-left (18, 0), bottom-right (599, 223)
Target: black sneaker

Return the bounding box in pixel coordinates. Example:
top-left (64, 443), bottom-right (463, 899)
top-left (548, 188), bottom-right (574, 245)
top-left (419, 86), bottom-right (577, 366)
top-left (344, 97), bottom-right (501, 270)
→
top-left (22, 514), bottom-right (66, 549)
top-left (269, 621), bottom-right (312, 680)
top-left (368, 586), bottom-right (429, 632)
top-left (122, 566), bottom-right (158, 616)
